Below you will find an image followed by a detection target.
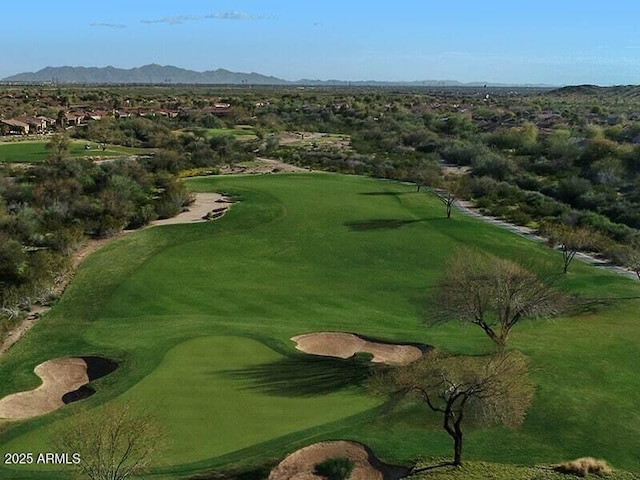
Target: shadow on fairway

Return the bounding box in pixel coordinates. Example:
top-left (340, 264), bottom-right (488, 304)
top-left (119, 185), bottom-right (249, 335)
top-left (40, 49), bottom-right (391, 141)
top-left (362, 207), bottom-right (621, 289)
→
top-left (222, 354), bottom-right (372, 397)
top-left (345, 217), bottom-right (447, 231)
top-left (62, 356), bottom-right (119, 404)
top-left (359, 191), bottom-right (410, 197)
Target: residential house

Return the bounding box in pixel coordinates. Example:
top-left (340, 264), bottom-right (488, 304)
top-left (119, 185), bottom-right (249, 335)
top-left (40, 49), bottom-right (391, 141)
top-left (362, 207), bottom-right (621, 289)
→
top-left (63, 112), bottom-right (85, 127)
top-left (84, 111), bottom-right (109, 121)
top-left (0, 118), bottom-right (30, 134)
top-left (15, 116), bottom-right (54, 133)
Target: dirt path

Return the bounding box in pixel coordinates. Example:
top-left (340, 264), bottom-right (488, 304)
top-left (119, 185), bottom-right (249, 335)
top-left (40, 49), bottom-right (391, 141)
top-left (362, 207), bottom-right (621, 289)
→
top-left (0, 193), bottom-right (231, 359)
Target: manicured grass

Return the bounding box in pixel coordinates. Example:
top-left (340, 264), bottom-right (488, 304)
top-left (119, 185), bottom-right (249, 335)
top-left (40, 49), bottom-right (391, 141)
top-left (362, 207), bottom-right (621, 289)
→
top-left (0, 173), bottom-right (638, 478)
top-left (0, 140), bottom-right (151, 163)
top-left (0, 336), bottom-right (377, 476)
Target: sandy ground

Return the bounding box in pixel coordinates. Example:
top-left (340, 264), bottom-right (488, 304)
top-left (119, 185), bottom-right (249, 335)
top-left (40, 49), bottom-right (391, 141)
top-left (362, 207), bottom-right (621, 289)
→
top-left (0, 193), bottom-right (231, 359)
top-left (148, 192), bottom-right (230, 226)
top-left (268, 441), bottom-right (408, 480)
top-left (0, 357), bottom-right (88, 420)
top-left (291, 332), bottom-right (423, 366)
top-left (219, 157), bottom-right (308, 175)
top-left (278, 132), bottom-right (329, 145)
top-left (0, 315), bottom-right (40, 358)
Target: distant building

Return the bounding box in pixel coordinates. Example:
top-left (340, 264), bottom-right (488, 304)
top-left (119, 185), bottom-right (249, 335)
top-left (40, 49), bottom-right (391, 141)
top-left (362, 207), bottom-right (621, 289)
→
top-left (0, 118), bottom-right (30, 134)
top-left (15, 116), bottom-right (55, 133)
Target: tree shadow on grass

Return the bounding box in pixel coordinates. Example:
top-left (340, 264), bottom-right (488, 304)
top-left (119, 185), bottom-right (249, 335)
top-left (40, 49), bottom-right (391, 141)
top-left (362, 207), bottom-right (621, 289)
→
top-left (359, 192), bottom-right (409, 197)
top-left (345, 217), bottom-right (448, 231)
top-left (221, 354), bottom-right (373, 397)
top-left (346, 219), bottom-right (421, 231)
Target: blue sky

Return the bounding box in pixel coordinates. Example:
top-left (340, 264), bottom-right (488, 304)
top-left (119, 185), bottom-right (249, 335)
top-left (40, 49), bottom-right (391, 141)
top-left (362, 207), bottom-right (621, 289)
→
top-left (3, 1), bottom-right (640, 85)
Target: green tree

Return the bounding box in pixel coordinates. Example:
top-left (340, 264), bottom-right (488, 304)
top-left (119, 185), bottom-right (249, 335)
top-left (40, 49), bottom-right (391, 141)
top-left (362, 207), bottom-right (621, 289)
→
top-left (45, 133), bottom-right (71, 163)
top-left (87, 119), bottom-right (117, 151)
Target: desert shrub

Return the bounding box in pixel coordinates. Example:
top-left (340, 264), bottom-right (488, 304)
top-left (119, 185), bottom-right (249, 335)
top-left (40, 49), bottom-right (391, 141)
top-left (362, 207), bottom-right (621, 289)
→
top-left (554, 457), bottom-right (612, 477)
top-left (313, 456), bottom-right (354, 480)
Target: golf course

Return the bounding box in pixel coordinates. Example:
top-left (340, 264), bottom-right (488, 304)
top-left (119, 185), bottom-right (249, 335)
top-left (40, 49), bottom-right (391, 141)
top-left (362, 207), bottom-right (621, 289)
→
top-left (0, 140), bottom-right (149, 163)
top-left (0, 172), bottom-right (638, 478)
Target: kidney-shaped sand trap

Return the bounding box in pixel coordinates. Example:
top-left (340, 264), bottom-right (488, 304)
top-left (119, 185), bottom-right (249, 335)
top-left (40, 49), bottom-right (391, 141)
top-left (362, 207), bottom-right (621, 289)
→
top-left (268, 440), bottom-right (409, 480)
top-left (291, 332), bottom-right (423, 366)
top-left (0, 356), bottom-right (117, 420)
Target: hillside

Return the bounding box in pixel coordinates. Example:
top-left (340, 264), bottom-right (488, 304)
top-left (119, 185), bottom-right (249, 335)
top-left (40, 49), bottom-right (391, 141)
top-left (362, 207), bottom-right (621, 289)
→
top-left (1, 64), bottom-right (289, 85)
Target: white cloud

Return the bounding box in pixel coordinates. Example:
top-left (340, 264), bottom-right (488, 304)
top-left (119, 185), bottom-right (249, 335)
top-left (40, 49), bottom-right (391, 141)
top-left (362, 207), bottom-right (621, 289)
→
top-left (142, 12), bottom-right (261, 25)
top-left (90, 22), bottom-right (127, 29)
top-left (141, 15), bottom-right (201, 25)
top-left (205, 12), bottom-right (261, 21)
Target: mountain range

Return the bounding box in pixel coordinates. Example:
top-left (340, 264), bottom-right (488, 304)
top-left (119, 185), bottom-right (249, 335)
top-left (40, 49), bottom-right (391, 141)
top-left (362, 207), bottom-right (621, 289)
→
top-left (2, 64), bottom-right (288, 85)
top-left (1, 64), bottom-right (555, 88)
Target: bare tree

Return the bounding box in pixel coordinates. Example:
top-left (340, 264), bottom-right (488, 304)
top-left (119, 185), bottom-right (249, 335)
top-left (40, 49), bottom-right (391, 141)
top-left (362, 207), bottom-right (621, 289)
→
top-left (541, 224), bottom-right (598, 274)
top-left (432, 177), bottom-right (461, 219)
top-left (436, 189), bottom-right (457, 218)
top-left (53, 404), bottom-right (163, 480)
top-left (437, 248), bottom-right (565, 350)
top-left (408, 163), bottom-right (441, 192)
top-left (614, 245), bottom-right (640, 280)
top-left (371, 351), bottom-right (534, 466)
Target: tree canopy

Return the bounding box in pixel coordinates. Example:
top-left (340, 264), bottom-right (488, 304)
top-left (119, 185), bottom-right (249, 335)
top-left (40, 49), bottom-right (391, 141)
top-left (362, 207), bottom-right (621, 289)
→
top-left (436, 248), bottom-right (566, 349)
top-left (53, 404), bottom-right (163, 480)
top-left (371, 351), bottom-right (534, 466)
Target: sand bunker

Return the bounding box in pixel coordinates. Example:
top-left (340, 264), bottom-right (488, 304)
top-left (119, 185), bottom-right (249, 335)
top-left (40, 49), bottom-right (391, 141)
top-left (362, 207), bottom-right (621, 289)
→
top-left (0, 356), bottom-right (117, 420)
top-left (0, 358), bottom-right (88, 420)
top-left (149, 192), bottom-right (230, 227)
top-left (268, 440), bottom-right (409, 480)
top-left (291, 332), bottom-right (423, 366)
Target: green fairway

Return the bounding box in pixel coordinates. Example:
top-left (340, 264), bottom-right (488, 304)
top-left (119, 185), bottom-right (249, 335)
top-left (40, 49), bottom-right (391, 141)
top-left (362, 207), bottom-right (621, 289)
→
top-left (0, 173), bottom-right (638, 478)
top-left (0, 140), bottom-right (150, 162)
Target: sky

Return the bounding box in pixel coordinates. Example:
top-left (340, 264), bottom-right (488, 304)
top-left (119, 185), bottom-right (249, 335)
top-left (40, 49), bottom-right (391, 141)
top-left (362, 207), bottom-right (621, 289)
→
top-left (3, 1), bottom-right (640, 86)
